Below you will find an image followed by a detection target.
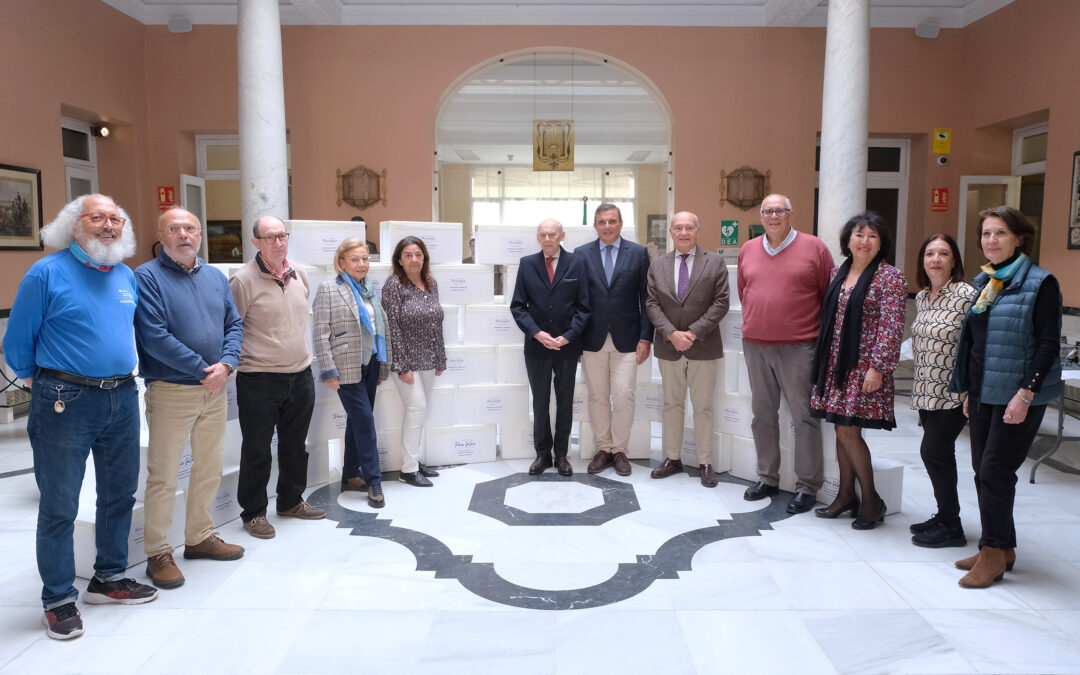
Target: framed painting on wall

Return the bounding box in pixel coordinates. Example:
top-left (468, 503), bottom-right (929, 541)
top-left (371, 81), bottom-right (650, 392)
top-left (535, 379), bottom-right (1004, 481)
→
top-left (1069, 151), bottom-right (1080, 250)
top-left (0, 163), bottom-right (43, 251)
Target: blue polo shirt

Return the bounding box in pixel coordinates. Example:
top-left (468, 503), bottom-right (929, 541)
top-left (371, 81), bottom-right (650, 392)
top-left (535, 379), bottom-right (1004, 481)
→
top-left (4, 248), bottom-right (138, 379)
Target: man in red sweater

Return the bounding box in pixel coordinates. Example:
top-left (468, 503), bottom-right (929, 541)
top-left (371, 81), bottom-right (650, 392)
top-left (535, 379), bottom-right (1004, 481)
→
top-left (737, 194), bottom-right (834, 514)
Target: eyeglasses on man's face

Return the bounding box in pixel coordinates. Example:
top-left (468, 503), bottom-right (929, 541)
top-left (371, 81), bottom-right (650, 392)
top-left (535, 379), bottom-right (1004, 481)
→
top-left (256, 233), bottom-right (290, 243)
top-left (81, 212), bottom-right (126, 227)
top-left (760, 209), bottom-right (790, 217)
top-left (164, 224), bottom-right (200, 236)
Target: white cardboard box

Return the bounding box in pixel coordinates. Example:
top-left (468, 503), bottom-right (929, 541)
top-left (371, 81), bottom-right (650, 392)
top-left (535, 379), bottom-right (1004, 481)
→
top-left (578, 420), bottom-right (652, 460)
top-left (458, 384), bottom-right (530, 424)
top-left (75, 490), bottom-right (186, 580)
top-left (679, 428), bottom-right (731, 471)
top-left (431, 263), bottom-right (496, 305)
top-left (495, 344), bottom-right (529, 384)
top-left (726, 264), bottom-right (741, 310)
top-left (729, 434), bottom-right (758, 483)
top-left (284, 220), bottom-right (366, 268)
top-left (424, 385), bottom-right (458, 428)
top-left (375, 429), bottom-right (403, 472)
top-left (633, 381), bottom-right (664, 423)
top-left (442, 345), bottom-right (496, 386)
top-left (211, 467), bottom-right (242, 528)
top-left (719, 308), bottom-right (743, 352)
top-left (424, 424), bottom-right (497, 465)
top-left (380, 221), bottom-right (463, 265)
top-left (499, 421), bottom-right (536, 459)
top-left (374, 386), bottom-right (404, 432)
top-left (474, 224), bottom-right (541, 265)
top-left (442, 304), bottom-right (462, 345)
top-left (308, 396), bottom-right (349, 444)
top-left (502, 264), bottom-right (518, 305)
top-left (736, 350), bottom-right (752, 396)
top-left (714, 392), bottom-right (753, 436)
top-left (364, 262), bottom-right (394, 299)
top-left (818, 457), bottom-right (903, 515)
top-left (465, 304), bottom-right (522, 345)
top-left (133, 442), bottom-right (193, 502)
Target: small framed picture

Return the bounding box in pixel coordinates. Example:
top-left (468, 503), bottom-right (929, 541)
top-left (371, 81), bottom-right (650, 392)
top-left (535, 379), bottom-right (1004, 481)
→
top-left (0, 163), bottom-right (44, 250)
top-left (1069, 151), bottom-right (1080, 250)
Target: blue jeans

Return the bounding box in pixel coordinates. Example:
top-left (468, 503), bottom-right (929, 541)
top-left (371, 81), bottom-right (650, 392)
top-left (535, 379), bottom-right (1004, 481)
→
top-left (337, 356), bottom-right (381, 486)
top-left (28, 373), bottom-right (140, 609)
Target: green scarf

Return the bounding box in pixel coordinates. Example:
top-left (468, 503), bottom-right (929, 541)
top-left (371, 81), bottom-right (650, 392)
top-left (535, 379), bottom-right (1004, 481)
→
top-left (971, 252), bottom-right (1027, 314)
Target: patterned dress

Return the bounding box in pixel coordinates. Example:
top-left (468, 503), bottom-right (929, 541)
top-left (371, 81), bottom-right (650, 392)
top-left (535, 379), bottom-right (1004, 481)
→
top-left (910, 281), bottom-right (976, 411)
top-left (810, 263), bottom-right (907, 429)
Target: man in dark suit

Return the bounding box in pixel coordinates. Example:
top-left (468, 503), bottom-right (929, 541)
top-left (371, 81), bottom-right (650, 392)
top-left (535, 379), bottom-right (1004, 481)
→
top-left (646, 211), bottom-right (730, 488)
top-left (575, 204), bottom-right (653, 476)
top-left (510, 219), bottom-right (591, 476)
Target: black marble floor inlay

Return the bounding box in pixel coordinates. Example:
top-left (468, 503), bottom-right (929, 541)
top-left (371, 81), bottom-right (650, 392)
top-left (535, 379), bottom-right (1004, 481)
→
top-left (309, 471), bottom-right (797, 611)
top-left (468, 472), bottom-right (639, 526)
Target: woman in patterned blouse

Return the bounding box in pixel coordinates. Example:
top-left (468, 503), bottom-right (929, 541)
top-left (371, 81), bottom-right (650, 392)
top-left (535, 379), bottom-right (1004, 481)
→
top-left (381, 236), bottom-right (446, 487)
top-left (909, 234), bottom-right (975, 548)
top-left (811, 212), bottom-right (907, 529)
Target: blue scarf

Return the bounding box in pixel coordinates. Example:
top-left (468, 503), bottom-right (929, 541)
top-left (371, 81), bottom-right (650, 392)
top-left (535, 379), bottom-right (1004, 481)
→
top-left (342, 273), bottom-right (387, 363)
top-left (971, 252), bottom-right (1027, 314)
top-left (69, 242), bottom-right (113, 271)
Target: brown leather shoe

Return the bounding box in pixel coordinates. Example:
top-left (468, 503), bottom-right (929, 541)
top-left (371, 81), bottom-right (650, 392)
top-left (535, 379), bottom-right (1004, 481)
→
top-left (183, 533), bottom-right (244, 561)
top-left (612, 452), bottom-right (632, 477)
top-left (955, 547), bottom-right (1015, 571)
top-left (146, 552), bottom-right (184, 589)
top-left (699, 464), bottom-right (718, 488)
top-left (529, 454), bottom-right (553, 475)
top-left (277, 500), bottom-right (326, 520)
top-left (556, 456), bottom-right (573, 476)
top-left (958, 546), bottom-right (1007, 588)
top-left (587, 450), bottom-right (613, 474)
top-left (341, 476), bottom-right (367, 492)
top-left (650, 458), bottom-right (683, 479)
top-left (243, 515), bottom-right (276, 539)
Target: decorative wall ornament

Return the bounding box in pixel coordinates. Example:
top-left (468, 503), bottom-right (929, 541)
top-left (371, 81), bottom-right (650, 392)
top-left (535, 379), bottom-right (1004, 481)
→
top-left (336, 165), bottom-right (387, 209)
top-left (533, 120), bottom-right (574, 171)
top-left (1069, 150), bottom-right (1080, 249)
top-left (719, 166), bottom-right (771, 210)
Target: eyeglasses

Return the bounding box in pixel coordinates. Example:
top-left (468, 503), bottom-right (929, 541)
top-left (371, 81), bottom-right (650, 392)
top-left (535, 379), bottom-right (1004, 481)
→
top-left (256, 233), bottom-right (290, 243)
top-left (80, 212), bottom-right (126, 227)
top-left (345, 255), bottom-right (370, 263)
top-left (760, 209), bottom-right (790, 217)
top-left (164, 225), bottom-right (200, 236)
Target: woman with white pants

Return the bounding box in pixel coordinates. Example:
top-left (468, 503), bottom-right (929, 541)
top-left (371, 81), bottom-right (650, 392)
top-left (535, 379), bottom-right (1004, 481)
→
top-left (381, 236), bottom-right (446, 486)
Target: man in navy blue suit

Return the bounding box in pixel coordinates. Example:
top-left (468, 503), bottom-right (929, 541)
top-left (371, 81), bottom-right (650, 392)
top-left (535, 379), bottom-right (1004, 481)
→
top-left (510, 219), bottom-right (591, 476)
top-left (576, 204), bottom-right (654, 476)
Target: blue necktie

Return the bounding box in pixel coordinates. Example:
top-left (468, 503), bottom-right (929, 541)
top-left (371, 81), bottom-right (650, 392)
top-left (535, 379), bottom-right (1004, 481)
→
top-left (604, 244), bottom-right (614, 285)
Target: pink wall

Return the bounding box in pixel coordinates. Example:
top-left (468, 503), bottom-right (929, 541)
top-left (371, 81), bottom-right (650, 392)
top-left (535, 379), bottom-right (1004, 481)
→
top-left (3, 0), bottom-right (1079, 308)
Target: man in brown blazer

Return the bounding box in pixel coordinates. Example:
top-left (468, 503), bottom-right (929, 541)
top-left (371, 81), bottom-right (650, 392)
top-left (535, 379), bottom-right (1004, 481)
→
top-left (646, 211), bottom-right (730, 487)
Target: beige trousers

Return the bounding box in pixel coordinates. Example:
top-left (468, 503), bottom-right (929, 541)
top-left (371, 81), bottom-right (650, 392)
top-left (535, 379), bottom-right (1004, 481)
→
top-left (658, 356), bottom-right (718, 463)
top-left (581, 334), bottom-right (639, 455)
top-left (143, 381), bottom-right (227, 556)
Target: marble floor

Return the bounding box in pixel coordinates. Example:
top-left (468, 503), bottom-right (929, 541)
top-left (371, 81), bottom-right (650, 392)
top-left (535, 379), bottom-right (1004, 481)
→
top-left (2, 401), bottom-right (1080, 674)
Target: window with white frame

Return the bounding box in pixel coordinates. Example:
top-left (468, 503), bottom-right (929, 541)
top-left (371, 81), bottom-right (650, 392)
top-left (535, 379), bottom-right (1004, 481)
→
top-left (62, 117), bottom-right (98, 201)
top-left (471, 166), bottom-right (636, 229)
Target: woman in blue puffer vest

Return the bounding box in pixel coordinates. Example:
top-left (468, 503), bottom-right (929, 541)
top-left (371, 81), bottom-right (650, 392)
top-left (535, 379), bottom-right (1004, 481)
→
top-left (948, 206), bottom-right (1063, 588)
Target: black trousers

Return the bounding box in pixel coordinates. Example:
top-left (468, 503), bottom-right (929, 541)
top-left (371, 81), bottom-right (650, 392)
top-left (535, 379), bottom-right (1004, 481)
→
top-left (236, 369), bottom-right (316, 521)
top-left (918, 407), bottom-right (968, 525)
top-left (967, 391), bottom-right (1047, 549)
top-left (525, 351), bottom-right (578, 458)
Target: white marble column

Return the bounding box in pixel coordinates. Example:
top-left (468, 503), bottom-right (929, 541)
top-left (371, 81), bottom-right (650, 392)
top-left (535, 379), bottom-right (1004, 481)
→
top-left (817, 0), bottom-right (869, 261)
top-left (238, 0), bottom-right (289, 262)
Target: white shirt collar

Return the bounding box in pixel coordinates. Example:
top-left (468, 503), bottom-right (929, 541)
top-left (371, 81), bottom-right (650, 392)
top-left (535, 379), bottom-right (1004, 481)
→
top-left (763, 228), bottom-right (797, 256)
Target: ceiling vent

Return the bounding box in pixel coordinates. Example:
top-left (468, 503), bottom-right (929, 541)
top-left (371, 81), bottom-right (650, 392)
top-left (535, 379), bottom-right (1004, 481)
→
top-left (626, 150), bottom-right (652, 162)
top-left (454, 149), bottom-right (480, 161)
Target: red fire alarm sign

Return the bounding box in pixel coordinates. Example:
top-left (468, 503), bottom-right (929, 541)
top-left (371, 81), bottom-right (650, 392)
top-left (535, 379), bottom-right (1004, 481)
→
top-left (931, 187), bottom-right (949, 213)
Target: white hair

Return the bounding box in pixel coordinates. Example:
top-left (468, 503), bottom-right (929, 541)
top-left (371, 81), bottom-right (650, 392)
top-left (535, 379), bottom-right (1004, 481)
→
top-left (761, 194), bottom-right (793, 211)
top-left (41, 194), bottom-right (136, 264)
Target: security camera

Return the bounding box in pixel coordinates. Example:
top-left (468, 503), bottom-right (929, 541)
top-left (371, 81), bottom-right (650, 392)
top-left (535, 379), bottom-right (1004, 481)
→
top-left (936, 155), bottom-right (949, 166)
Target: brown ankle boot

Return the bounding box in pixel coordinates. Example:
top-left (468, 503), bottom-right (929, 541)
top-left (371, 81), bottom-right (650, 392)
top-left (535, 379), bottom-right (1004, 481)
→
top-left (958, 546), bottom-right (1007, 588)
top-left (955, 547), bottom-right (1015, 571)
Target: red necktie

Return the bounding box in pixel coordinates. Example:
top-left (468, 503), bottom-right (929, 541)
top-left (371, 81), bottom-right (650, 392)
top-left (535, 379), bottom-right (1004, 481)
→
top-left (546, 256), bottom-right (555, 283)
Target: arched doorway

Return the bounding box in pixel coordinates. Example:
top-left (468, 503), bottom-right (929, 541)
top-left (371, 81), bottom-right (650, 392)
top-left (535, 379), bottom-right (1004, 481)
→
top-left (434, 48), bottom-right (673, 256)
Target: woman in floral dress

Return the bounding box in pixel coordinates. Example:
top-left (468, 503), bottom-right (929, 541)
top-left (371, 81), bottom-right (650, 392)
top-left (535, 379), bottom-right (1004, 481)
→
top-left (810, 212), bottom-right (907, 529)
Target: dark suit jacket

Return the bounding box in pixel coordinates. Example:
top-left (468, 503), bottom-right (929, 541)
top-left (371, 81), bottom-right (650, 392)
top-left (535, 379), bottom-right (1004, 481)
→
top-left (510, 247), bottom-right (591, 359)
top-left (646, 245), bottom-right (730, 361)
top-left (574, 237), bottom-right (654, 352)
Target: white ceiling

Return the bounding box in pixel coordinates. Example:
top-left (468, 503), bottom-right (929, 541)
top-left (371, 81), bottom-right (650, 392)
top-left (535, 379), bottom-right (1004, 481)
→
top-left (103, 0), bottom-right (1014, 28)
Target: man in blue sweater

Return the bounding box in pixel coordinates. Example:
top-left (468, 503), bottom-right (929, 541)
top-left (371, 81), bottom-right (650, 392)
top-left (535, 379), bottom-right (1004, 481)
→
top-left (4, 194), bottom-right (158, 640)
top-left (134, 208), bottom-right (244, 590)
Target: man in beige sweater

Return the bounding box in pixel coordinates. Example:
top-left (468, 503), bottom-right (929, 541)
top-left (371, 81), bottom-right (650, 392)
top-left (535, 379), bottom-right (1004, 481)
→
top-left (229, 216), bottom-right (324, 539)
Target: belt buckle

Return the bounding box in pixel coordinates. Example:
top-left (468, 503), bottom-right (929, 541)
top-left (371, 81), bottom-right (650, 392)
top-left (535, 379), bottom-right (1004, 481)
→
top-left (99, 378), bottom-right (118, 390)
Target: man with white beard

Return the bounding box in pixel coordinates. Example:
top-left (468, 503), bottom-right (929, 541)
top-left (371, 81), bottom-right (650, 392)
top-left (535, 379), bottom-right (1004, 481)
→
top-left (4, 194), bottom-right (158, 640)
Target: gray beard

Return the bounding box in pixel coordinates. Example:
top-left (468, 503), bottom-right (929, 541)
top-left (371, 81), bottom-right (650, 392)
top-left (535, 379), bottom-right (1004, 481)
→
top-left (76, 227), bottom-right (137, 265)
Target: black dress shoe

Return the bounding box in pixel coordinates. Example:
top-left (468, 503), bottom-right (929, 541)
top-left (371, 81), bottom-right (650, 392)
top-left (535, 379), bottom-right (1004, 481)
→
top-left (529, 455), bottom-right (553, 475)
top-left (398, 471), bottom-right (433, 487)
top-left (912, 521), bottom-right (967, 548)
top-left (852, 498), bottom-right (887, 530)
top-left (699, 464), bottom-right (718, 488)
top-left (555, 456), bottom-right (573, 476)
top-left (786, 492), bottom-right (816, 514)
top-left (418, 462), bottom-right (440, 478)
top-left (814, 497), bottom-right (859, 519)
top-left (909, 513), bottom-right (940, 535)
top-left (743, 481), bottom-right (779, 501)
top-left (650, 458), bottom-right (683, 479)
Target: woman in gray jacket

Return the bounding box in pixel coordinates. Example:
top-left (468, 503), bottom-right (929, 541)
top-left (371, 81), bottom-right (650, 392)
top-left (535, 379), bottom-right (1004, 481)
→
top-left (312, 238), bottom-right (389, 509)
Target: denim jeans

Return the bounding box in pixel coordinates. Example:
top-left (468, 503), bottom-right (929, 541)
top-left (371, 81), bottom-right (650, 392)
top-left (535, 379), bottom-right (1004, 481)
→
top-left (337, 356), bottom-right (381, 486)
top-left (236, 369), bottom-right (315, 521)
top-left (28, 373), bottom-right (140, 609)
